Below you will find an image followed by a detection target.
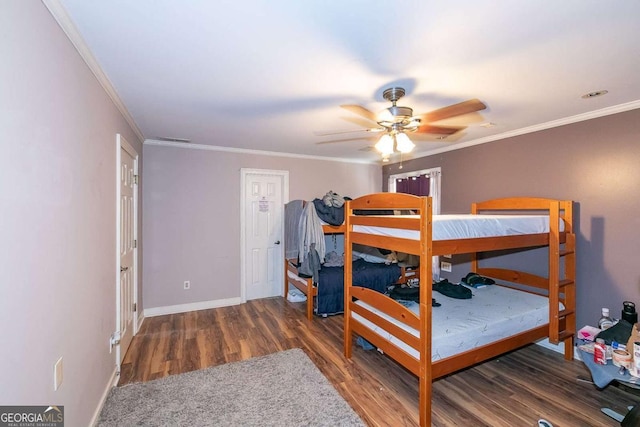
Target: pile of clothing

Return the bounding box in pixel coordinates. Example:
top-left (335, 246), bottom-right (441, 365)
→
top-left (284, 191), bottom-right (350, 283)
top-left (313, 190), bottom-right (349, 226)
top-left (388, 272), bottom-right (499, 306)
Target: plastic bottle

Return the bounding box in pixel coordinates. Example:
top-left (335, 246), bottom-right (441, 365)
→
top-left (598, 308), bottom-right (614, 330)
top-left (622, 301), bottom-right (638, 324)
top-left (594, 338), bottom-right (607, 365)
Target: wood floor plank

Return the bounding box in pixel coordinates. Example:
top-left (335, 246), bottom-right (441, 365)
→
top-left (119, 297), bottom-right (638, 426)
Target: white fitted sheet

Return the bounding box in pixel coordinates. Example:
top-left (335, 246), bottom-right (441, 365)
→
top-left (352, 284), bottom-right (563, 361)
top-left (354, 214), bottom-right (563, 241)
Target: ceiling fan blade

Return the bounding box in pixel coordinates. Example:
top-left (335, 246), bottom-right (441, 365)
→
top-left (417, 99), bottom-right (487, 123)
top-left (314, 128), bottom-right (384, 136)
top-left (414, 124), bottom-right (465, 135)
top-left (340, 104), bottom-right (378, 123)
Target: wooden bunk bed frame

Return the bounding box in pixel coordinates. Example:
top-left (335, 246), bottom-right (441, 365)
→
top-left (284, 222), bottom-right (419, 320)
top-left (284, 223), bottom-right (344, 320)
top-left (342, 193), bottom-right (576, 426)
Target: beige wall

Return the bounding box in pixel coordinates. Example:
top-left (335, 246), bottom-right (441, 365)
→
top-left (142, 144), bottom-right (381, 309)
top-left (7, 4), bottom-right (637, 424)
top-left (383, 108), bottom-right (640, 329)
top-left (0, 2), bottom-right (143, 425)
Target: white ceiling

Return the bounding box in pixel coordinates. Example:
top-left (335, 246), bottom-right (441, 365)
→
top-left (53, 0), bottom-right (640, 163)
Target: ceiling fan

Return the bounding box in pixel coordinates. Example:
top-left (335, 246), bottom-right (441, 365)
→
top-left (321, 87), bottom-right (487, 160)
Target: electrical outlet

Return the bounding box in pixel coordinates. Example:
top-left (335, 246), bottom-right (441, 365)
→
top-left (183, 280), bottom-right (190, 290)
top-left (54, 357), bottom-right (63, 391)
top-left (440, 261), bottom-right (452, 272)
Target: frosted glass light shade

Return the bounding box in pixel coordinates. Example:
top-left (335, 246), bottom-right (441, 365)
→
top-left (375, 134), bottom-right (394, 155)
top-left (395, 132), bottom-right (415, 153)
top-left (405, 119), bottom-right (421, 130)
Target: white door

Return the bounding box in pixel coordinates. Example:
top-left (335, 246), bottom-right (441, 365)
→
top-left (117, 135), bottom-right (137, 365)
top-left (241, 169), bottom-right (288, 301)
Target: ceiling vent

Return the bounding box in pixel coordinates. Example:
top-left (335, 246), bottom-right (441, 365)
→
top-left (153, 136), bottom-right (191, 143)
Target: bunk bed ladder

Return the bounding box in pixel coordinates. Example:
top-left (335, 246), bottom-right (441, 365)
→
top-left (549, 200), bottom-right (576, 360)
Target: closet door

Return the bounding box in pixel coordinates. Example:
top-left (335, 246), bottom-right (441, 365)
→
top-left (242, 169), bottom-right (288, 300)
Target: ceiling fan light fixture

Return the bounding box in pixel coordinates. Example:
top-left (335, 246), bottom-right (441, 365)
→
top-left (334, 87), bottom-right (487, 157)
top-left (377, 110), bottom-right (395, 124)
top-left (388, 105), bottom-right (413, 118)
top-left (395, 132), bottom-right (415, 153)
top-left (375, 134), bottom-right (394, 156)
top-left (404, 118), bottom-right (421, 131)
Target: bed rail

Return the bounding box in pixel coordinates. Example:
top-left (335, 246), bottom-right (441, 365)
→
top-left (347, 192), bottom-right (428, 211)
top-left (284, 258), bottom-right (316, 320)
top-left (351, 287), bottom-right (420, 330)
top-left (472, 196), bottom-right (572, 212)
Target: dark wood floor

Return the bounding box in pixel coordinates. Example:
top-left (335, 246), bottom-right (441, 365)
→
top-left (120, 297), bottom-right (638, 426)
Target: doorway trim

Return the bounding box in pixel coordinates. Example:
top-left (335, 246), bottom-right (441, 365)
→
top-left (240, 168), bottom-right (289, 303)
top-left (116, 134), bottom-right (139, 369)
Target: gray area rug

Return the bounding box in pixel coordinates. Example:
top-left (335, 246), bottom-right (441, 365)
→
top-left (97, 348), bottom-right (365, 426)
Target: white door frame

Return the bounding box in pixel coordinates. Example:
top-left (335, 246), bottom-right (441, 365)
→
top-left (116, 134), bottom-right (139, 368)
top-left (240, 168), bottom-right (289, 303)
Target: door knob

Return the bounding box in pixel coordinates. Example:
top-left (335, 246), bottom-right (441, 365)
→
top-left (274, 240), bottom-right (280, 245)
top-left (120, 266), bottom-right (129, 272)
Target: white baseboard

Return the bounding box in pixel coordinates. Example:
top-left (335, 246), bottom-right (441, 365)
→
top-left (535, 338), bottom-right (581, 360)
top-left (143, 297), bottom-right (242, 317)
top-left (89, 366), bottom-right (118, 427)
top-left (136, 313), bottom-right (145, 333)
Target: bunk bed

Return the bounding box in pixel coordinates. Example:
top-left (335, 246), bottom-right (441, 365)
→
top-left (284, 199), bottom-right (417, 320)
top-left (285, 221), bottom-right (416, 319)
top-left (342, 193), bottom-right (576, 427)
top-left (284, 222), bottom-right (343, 320)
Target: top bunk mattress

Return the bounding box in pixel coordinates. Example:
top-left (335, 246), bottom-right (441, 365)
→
top-left (353, 214), bottom-right (563, 241)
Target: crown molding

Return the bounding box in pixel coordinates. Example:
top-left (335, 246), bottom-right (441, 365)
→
top-left (42, 0), bottom-right (145, 143)
top-left (149, 100), bottom-right (640, 164)
top-left (412, 100), bottom-right (640, 159)
top-left (144, 139), bottom-right (377, 165)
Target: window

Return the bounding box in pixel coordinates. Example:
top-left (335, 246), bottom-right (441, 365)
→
top-left (395, 174), bottom-right (430, 196)
top-left (388, 167), bottom-right (442, 280)
top-left (388, 167), bottom-right (441, 214)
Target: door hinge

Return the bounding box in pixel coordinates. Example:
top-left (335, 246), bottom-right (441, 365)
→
top-left (133, 303), bottom-right (137, 312)
top-left (133, 239), bottom-right (137, 248)
top-left (134, 174), bottom-right (139, 185)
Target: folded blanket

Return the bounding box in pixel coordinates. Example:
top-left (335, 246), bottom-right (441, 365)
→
top-left (595, 319), bottom-right (633, 346)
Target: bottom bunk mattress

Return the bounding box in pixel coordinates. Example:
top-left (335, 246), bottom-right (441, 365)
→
top-left (352, 284), bottom-right (564, 361)
top-left (317, 259), bottom-right (401, 316)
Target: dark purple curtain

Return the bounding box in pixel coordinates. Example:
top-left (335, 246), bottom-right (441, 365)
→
top-left (396, 175), bottom-right (430, 196)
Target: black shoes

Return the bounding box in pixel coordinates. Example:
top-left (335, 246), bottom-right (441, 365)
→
top-left (433, 279), bottom-right (472, 299)
top-left (461, 272), bottom-right (495, 288)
